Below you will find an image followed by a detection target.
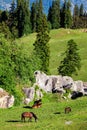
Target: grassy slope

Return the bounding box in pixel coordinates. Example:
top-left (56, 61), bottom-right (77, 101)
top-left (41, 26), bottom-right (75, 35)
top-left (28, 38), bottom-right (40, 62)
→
top-left (16, 28), bottom-right (87, 81)
top-left (0, 95), bottom-right (87, 130)
top-left (0, 29), bottom-right (87, 130)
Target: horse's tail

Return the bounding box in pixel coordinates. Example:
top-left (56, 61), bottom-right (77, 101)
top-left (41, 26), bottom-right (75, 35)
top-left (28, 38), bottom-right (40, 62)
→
top-left (30, 112), bottom-right (38, 122)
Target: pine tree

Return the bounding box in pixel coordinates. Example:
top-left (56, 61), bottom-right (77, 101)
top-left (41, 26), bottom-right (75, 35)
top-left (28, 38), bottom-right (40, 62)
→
top-left (48, 0), bottom-right (60, 29)
top-left (33, 14), bottom-right (50, 73)
top-left (30, 2), bottom-right (37, 32)
top-left (8, 0), bottom-right (18, 39)
top-left (36, 0), bottom-right (43, 32)
top-left (58, 39), bottom-right (81, 76)
top-left (79, 3), bottom-right (84, 17)
top-left (60, 0), bottom-right (66, 27)
top-left (73, 4), bottom-right (80, 28)
top-left (64, 0), bottom-right (72, 28)
top-left (60, 0), bottom-right (72, 28)
top-left (16, 0), bottom-right (31, 37)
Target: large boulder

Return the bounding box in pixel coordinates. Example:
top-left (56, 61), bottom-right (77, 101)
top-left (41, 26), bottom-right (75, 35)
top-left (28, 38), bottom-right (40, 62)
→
top-left (0, 88), bottom-right (14, 108)
top-left (34, 70), bottom-right (63, 93)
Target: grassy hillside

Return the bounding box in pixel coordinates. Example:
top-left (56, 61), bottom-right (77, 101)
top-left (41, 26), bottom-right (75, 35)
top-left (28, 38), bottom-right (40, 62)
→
top-left (16, 28), bottom-right (87, 81)
top-left (0, 29), bottom-right (87, 130)
top-left (0, 94), bottom-right (87, 130)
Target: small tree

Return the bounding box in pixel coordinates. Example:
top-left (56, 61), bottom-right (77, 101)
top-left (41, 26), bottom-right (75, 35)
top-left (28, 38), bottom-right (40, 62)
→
top-left (58, 39), bottom-right (81, 76)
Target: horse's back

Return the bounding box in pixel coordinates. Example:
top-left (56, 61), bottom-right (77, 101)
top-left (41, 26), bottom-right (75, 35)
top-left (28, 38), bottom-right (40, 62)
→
top-left (21, 112), bottom-right (32, 118)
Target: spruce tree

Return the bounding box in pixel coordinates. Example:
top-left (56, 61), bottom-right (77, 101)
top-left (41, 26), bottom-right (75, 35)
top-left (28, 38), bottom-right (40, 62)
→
top-left (60, 0), bottom-right (72, 28)
top-left (58, 39), bottom-right (81, 76)
top-left (64, 0), bottom-right (72, 28)
top-left (8, 0), bottom-right (18, 39)
top-left (16, 0), bottom-right (31, 37)
top-left (48, 0), bottom-right (60, 29)
top-left (73, 4), bottom-right (80, 28)
top-left (30, 2), bottom-right (37, 32)
top-left (79, 4), bottom-right (84, 16)
top-left (33, 14), bottom-right (50, 73)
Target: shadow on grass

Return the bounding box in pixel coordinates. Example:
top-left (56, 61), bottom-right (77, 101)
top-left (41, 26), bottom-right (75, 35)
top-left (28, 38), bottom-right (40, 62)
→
top-left (6, 120), bottom-right (21, 123)
top-left (23, 106), bottom-right (32, 109)
top-left (54, 112), bottom-right (61, 114)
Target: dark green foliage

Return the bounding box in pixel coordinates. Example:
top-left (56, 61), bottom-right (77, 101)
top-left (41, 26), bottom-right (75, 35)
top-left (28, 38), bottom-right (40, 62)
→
top-left (58, 39), bottom-right (81, 76)
top-left (79, 4), bottom-right (84, 16)
top-left (60, 0), bottom-right (72, 28)
top-left (0, 34), bottom-right (22, 105)
top-left (0, 22), bottom-right (12, 39)
top-left (72, 4), bottom-right (87, 28)
top-left (30, 2), bottom-right (37, 32)
top-left (64, 0), bottom-right (72, 28)
top-left (33, 14), bottom-right (50, 73)
top-left (48, 0), bottom-right (60, 29)
top-left (0, 33), bottom-right (41, 105)
top-left (0, 10), bottom-right (8, 22)
top-left (16, 0), bottom-right (31, 37)
top-left (8, 0), bottom-right (18, 39)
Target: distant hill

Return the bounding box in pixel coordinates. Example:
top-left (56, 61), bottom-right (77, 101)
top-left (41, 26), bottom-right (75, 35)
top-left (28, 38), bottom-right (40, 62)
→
top-left (0, 0), bottom-right (87, 14)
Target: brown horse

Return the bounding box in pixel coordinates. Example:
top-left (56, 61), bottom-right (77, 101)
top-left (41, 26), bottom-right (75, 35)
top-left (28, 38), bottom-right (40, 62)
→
top-left (32, 103), bottom-right (42, 108)
top-left (21, 112), bottom-right (38, 122)
top-left (32, 99), bottom-right (42, 109)
top-left (65, 107), bottom-right (71, 114)
top-left (34, 99), bottom-right (42, 105)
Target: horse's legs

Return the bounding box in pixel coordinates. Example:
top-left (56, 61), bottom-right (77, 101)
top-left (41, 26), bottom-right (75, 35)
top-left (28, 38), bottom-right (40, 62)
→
top-left (28, 117), bottom-right (32, 122)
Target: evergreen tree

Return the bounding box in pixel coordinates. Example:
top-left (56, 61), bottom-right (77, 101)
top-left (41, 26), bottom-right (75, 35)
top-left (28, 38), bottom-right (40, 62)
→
top-left (36, 0), bottom-right (43, 32)
top-left (64, 0), bottom-right (72, 28)
top-left (33, 14), bottom-right (50, 73)
top-left (0, 10), bottom-right (8, 22)
top-left (79, 3), bottom-right (84, 17)
top-left (16, 0), bottom-right (31, 37)
top-left (8, 0), bottom-right (18, 39)
top-left (60, 0), bottom-right (72, 28)
top-left (30, 2), bottom-right (37, 32)
top-left (60, 0), bottom-right (66, 27)
top-left (48, 0), bottom-right (60, 29)
top-left (73, 4), bottom-right (80, 28)
top-left (58, 39), bottom-right (81, 76)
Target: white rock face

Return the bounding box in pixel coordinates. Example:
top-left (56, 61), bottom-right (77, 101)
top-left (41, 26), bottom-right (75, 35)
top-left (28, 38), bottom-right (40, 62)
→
top-left (22, 87), bottom-right (35, 105)
top-left (0, 88), bottom-right (14, 108)
top-left (33, 70), bottom-right (87, 99)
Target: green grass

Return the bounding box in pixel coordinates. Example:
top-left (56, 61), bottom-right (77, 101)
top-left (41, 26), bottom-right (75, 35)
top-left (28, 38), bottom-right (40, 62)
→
top-left (0, 94), bottom-right (87, 130)
top-left (15, 28), bottom-right (87, 81)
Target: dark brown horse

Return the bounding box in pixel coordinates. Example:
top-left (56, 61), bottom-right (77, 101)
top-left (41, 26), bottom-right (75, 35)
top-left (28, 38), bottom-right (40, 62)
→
top-left (21, 112), bottom-right (38, 122)
top-left (32, 99), bottom-right (42, 109)
top-left (65, 107), bottom-right (71, 114)
top-left (32, 103), bottom-right (42, 108)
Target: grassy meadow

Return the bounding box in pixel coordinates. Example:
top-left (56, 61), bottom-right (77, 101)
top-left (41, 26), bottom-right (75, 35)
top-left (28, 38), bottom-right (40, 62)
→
top-left (0, 94), bottom-right (87, 130)
top-left (0, 28), bottom-right (87, 130)
top-left (15, 28), bottom-right (87, 81)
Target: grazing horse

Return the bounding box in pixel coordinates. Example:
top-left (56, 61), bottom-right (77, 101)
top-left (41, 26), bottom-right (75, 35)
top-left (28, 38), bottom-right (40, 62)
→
top-left (32, 99), bottom-right (42, 108)
top-left (34, 99), bottom-right (42, 105)
top-left (21, 112), bottom-right (38, 122)
top-left (65, 107), bottom-right (71, 114)
top-left (32, 103), bottom-right (42, 108)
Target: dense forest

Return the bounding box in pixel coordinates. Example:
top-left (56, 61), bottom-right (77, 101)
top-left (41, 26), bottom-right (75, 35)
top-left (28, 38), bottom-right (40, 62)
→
top-left (0, 0), bottom-right (86, 105)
